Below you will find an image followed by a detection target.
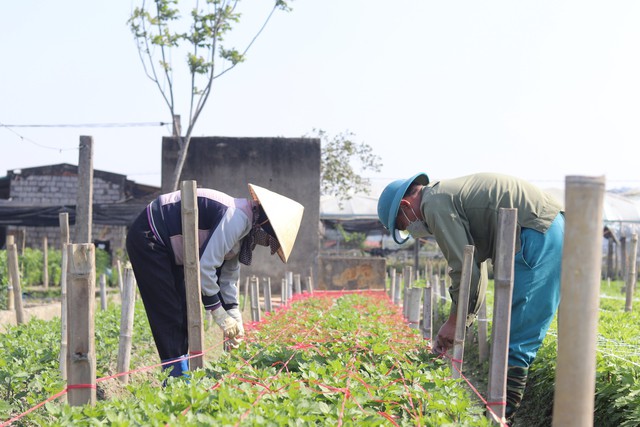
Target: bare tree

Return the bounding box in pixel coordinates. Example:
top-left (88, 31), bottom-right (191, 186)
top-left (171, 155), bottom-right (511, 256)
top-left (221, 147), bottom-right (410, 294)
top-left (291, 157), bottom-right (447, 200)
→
top-left (129, 0), bottom-right (291, 191)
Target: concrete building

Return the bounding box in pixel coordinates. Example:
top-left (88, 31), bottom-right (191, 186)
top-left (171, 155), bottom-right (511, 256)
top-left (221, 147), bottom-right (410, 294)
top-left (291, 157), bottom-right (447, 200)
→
top-left (161, 136), bottom-right (321, 287)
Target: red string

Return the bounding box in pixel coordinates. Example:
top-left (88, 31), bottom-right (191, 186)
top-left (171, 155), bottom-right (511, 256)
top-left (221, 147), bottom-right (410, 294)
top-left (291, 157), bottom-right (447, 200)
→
top-left (67, 384), bottom-right (97, 389)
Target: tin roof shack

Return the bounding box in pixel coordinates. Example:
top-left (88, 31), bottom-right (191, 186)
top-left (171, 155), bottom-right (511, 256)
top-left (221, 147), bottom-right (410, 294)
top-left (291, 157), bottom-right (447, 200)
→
top-left (0, 163), bottom-right (159, 253)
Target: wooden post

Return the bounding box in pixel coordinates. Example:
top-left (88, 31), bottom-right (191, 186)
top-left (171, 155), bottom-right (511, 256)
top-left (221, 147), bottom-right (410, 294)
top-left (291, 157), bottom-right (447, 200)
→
top-left (7, 243), bottom-right (25, 324)
top-left (5, 235), bottom-right (15, 311)
top-left (116, 259), bottom-right (124, 294)
top-left (413, 239), bottom-right (420, 277)
top-left (477, 261), bottom-right (490, 364)
top-left (99, 274), bottom-right (107, 311)
top-left (67, 243), bottom-right (96, 406)
top-left (407, 287), bottom-right (422, 329)
top-left (307, 275), bottom-right (314, 294)
top-left (241, 276), bottom-right (250, 311)
top-left (180, 180), bottom-right (204, 370)
top-left (281, 278), bottom-right (287, 306)
top-left (59, 212), bottom-right (70, 382)
top-left (452, 245), bottom-right (474, 379)
top-left (262, 277), bottom-right (272, 313)
top-left (486, 208), bottom-right (517, 421)
top-left (422, 284), bottom-right (433, 340)
top-left (294, 273), bottom-right (302, 294)
top-left (431, 273), bottom-right (440, 325)
top-left (286, 271), bottom-right (294, 300)
top-left (625, 233), bottom-right (638, 312)
top-left (117, 267), bottom-right (137, 384)
top-left (42, 236), bottom-right (49, 290)
top-left (250, 276), bottom-right (261, 322)
top-left (75, 136), bottom-right (94, 244)
top-left (390, 268), bottom-right (397, 302)
top-left (552, 176), bottom-right (605, 427)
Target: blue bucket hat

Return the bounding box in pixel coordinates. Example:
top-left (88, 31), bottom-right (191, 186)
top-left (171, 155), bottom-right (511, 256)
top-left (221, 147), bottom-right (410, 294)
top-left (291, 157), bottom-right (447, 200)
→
top-left (377, 172), bottom-right (429, 244)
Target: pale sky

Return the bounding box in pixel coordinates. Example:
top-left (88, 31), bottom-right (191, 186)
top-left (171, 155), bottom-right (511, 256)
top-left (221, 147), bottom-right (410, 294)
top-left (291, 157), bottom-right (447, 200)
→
top-left (1, 1), bottom-right (639, 192)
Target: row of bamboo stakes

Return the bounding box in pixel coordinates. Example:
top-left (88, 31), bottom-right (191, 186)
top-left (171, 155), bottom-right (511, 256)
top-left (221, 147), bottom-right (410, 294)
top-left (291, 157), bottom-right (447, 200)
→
top-left (387, 176), bottom-right (637, 426)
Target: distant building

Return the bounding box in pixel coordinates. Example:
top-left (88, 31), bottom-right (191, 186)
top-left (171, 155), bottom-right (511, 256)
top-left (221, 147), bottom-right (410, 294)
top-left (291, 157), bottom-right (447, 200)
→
top-left (0, 163), bottom-right (159, 253)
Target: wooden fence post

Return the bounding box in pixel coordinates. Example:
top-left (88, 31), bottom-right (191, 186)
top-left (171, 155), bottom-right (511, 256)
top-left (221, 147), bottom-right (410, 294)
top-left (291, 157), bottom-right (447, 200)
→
top-left (486, 208), bottom-right (517, 421)
top-left (67, 243), bottom-right (96, 406)
top-left (117, 267), bottom-right (137, 384)
top-left (452, 245), bottom-right (474, 379)
top-left (552, 176), bottom-right (605, 427)
top-left (181, 180), bottom-right (204, 370)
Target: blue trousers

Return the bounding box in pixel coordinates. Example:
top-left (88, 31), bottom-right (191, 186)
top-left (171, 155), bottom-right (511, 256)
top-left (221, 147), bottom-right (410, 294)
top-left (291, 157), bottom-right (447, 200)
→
top-left (509, 213), bottom-right (564, 367)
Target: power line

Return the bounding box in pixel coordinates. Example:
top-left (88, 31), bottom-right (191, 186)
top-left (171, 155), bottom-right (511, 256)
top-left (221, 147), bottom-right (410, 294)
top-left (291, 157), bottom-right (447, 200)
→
top-left (1, 121), bottom-right (169, 128)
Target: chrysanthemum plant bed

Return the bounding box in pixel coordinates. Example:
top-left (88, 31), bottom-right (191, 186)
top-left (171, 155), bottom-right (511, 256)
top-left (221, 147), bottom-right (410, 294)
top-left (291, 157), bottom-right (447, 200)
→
top-left (27, 291), bottom-right (491, 426)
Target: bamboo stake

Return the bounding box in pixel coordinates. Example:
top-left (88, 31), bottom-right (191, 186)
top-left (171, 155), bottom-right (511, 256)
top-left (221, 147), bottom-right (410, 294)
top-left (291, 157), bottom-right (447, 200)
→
top-left (294, 273), bottom-right (302, 294)
top-left (625, 233), bottom-right (638, 312)
top-left (180, 180), bottom-right (204, 370)
top-left (452, 245), bottom-right (474, 379)
top-left (99, 274), bottom-right (107, 311)
top-left (59, 212), bottom-right (70, 383)
top-left (67, 243), bottom-right (96, 406)
top-left (7, 243), bottom-right (25, 324)
top-left (5, 235), bottom-right (15, 311)
top-left (486, 208), bottom-right (517, 421)
top-left (552, 175), bottom-right (605, 427)
top-left (250, 276), bottom-right (261, 322)
top-left (422, 284), bottom-right (433, 340)
top-left (75, 136), bottom-right (93, 244)
top-left (117, 268), bottom-right (137, 384)
top-left (390, 269), bottom-right (398, 303)
top-left (477, 262), bottom-right (489, 364)
top-left (42, 236), bottom-right (49, 290)
top-left (263, 277), bottom-right (272, 313)
top-left (281, 278), bottom-right (287, 306)
top-left (407, 287), bottom-right (422, 329)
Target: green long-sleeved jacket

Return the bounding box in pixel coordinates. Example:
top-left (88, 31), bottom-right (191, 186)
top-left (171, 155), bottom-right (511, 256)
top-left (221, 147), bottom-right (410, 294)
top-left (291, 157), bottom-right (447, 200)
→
top-left (420, 173), bottom-right (563, 322)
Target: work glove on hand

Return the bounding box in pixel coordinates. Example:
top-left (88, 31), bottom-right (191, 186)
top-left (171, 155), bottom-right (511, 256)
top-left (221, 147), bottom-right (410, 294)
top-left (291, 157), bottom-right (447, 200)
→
top-left (210, 306), bottom-right (240, 338)
top-left (225, 308), bottom-right (245, 348)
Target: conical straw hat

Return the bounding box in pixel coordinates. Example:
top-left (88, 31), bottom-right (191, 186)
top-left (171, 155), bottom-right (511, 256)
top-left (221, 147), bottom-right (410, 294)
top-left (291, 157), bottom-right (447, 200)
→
top-left (248, 183), bottom-right (304, 263)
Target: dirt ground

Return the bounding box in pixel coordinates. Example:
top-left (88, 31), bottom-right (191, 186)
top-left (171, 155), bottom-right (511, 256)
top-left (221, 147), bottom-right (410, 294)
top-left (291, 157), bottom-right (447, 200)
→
top-left (0, 302), bottom-right (62, 329)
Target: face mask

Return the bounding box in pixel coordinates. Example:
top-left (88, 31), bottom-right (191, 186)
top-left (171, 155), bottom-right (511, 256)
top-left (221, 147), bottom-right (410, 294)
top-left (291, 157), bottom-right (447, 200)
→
top-left (401, 206), bottom-right (431, 238)
top-left (407, 220), bottom-right (431, 238)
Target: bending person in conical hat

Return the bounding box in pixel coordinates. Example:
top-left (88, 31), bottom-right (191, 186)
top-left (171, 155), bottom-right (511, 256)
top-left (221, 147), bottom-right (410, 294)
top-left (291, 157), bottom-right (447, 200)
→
top-left (126, 184), bottom-right (303, 380)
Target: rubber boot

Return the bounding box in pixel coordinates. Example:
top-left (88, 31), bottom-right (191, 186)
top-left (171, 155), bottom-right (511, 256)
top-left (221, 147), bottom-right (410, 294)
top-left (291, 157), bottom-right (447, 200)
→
top-left (161, 355), bottom-right (189, 386)
top-left (505, 365), bottom-right (529, 424)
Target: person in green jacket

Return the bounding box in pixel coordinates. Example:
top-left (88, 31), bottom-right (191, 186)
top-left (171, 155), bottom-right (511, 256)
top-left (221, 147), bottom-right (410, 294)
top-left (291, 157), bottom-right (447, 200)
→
top-left (377, 172), bottom-right (564, 422)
